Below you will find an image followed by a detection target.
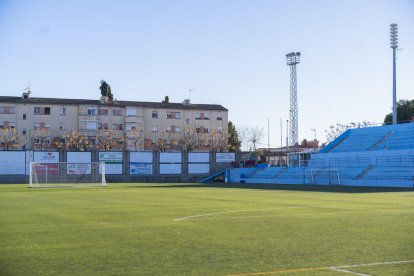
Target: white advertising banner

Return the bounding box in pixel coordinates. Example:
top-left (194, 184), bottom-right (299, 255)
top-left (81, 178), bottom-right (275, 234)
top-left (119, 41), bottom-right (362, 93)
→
top-left (130, 152), bottom-right (153, 175)
top-left (216, 152), bottom-right (235, 163)
top-left (130, 152), bottom-right (153, 163)
top-left (188, 152), bottom-right (209, 163)
top-left (67, 152), bottom-right (92, 174)
top-left (0, 151), bottom-right (26, 174)
top-left (160, 164), bottom-right (181, 174)
top-left (130, 163), bottom-right (153, 175)
top-left (33, 151), bottom-right (60, 174)
top-left (98, 151), bottom-right (123, 174)
top-left (160, 152), bottom-right (182, 163)
top-left (189, 163), bottom-right (210, 174)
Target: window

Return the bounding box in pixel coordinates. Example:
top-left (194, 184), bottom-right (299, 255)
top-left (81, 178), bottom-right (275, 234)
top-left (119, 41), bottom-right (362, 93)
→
top-left (113, 109), bottom-right (123, 116)
top-left (126, 107), bottom-right (137, 117)
top-left (152, 126), bottom-right (158, 132)
top-left (59, 124), bottom-right (66, 130)
top-left (87, 108), bottom-right (97, 116)
top-left (23, 114), bottom-right (27, 120)
top-left (152, 111), bottom-right (158, 118)
top-left (217, 114), bottom-right (223, 121)
top-left (217, 127), bottom-right (223, 133)
top-left (34, 107), bottom-right (51, 115)
top-left (44, 138), bottom-right (50, 145)
top-left (22, 129), bottom-right (27, 135)
top-left (98, 123), bottom-right (109, 130)
top-left (34, 138), bottom-right (40, 144)
top-left (8, 122), bottom-right (15, 129)
top-left (166, 111), bottom-right (180, 119)
top-left (195, 112), bottom-right (209, 120)
top-left (60, 107), bottom-right (66, 116)
top-left (126, 123), bottom-right (137, 131)
top-left (86, 121), bottom-right (97, 130)
top-left (98, 109), bottom-right (108, 115)
top-left (59, 138), bottom-right (66, 144)
top-left (186, 118), bottom-right (190, 125)
top-left (0, 106), bottom-right (15, 114)
top-left (34, 123), bottom-right (51, 129)
top-left (112, 124), bottom-right (123, 130)
top-left (166, 126), bottom-right (181, 133)
top-left (195, 126), bottom-right (208, 133)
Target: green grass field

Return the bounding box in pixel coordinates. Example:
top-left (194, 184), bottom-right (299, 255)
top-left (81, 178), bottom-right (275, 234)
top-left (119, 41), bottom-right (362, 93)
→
top-left (0, 183), bottom-right (413, 275)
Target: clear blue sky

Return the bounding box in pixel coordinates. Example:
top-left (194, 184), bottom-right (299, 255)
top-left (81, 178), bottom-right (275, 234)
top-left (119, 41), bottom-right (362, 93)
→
top-left (0, 0), bottom-right (413, 148)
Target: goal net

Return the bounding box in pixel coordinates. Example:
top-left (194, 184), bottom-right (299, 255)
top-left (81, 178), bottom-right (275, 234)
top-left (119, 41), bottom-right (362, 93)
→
top-left (29, 162), bottom-right (107, 188)
top-left (311, 169), bottom-right (341, 185)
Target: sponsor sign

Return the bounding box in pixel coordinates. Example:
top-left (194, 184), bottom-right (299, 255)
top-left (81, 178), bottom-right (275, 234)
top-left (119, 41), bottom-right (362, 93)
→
top-left (216, 152), bottom-right (235, 163)
top-left (98, 152), bottom-right (123, 174)
top-left (33, 151), bottom-right (59, 174)
top-left (67, 163), bottom-right (92, 175)
top-left (130, 162), bottom-right (153, 175)
top-left (98, 152), bottom-right (123, 163)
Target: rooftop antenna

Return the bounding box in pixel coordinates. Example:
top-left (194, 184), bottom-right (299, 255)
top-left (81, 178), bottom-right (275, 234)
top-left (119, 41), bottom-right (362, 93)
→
top-left (24, 81), bottom-right (31, 92)
top-left (189, 89), bottom-right (194, 102)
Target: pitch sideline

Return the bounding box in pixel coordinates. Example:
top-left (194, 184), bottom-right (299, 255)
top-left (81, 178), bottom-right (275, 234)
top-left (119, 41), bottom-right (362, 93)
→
top-left (226, 259), bottom-right (414, 276)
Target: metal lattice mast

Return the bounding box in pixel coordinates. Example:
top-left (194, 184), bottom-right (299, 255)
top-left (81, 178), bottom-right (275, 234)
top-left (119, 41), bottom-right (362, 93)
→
top-left (286, 52), bottom-right (301, 147)
top-left (390, 23), bottom-right (398, 125)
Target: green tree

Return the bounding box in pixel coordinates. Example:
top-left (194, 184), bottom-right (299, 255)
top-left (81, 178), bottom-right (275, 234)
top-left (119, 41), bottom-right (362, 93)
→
top-left (227, 121), bottom-right (241, 152)
top-left (384, 99), bottom-right (414, 124)
top-left (100, 80), bottom-right (113, 101)
top-left (162, 96), bottom-right (169, 103)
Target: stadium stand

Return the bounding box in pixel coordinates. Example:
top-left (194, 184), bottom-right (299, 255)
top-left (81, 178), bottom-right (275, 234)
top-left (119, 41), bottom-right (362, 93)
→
top-left (230, 122), bottom-right (414, 187)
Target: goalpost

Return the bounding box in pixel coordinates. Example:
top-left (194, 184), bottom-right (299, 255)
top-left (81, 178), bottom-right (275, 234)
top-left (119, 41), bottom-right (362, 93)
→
top-left (29, 162), bottom-right (107, 188)
top-left (311, 168), bottom-right (341, 185)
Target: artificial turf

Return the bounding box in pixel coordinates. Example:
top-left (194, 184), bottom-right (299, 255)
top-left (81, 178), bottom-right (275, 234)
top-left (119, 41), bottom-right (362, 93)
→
top-left (0, 183), bottom-right (413, 275)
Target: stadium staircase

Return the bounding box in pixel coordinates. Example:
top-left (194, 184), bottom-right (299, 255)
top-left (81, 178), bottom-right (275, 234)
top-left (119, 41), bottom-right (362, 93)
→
top-left (229, 122), bottom-right (414, 188)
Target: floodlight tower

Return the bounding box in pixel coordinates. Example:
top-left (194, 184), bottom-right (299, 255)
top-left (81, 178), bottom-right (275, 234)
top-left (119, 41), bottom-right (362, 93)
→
top-left (390, 23), bottom-right (398, 125)
top-left (286, 52), bottom-right (301, 147)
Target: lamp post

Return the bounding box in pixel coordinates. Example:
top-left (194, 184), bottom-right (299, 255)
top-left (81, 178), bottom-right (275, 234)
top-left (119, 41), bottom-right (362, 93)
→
top-left (390, 23), bottom-right (398, 125)
top-left (310, 128), bottom-right (316, 140)
top-left (286, 52), bottom-right (301, 148)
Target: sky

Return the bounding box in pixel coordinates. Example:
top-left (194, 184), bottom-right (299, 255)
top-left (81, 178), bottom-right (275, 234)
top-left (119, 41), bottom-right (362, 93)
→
top-left (0, 0), bottom-right (413, 148)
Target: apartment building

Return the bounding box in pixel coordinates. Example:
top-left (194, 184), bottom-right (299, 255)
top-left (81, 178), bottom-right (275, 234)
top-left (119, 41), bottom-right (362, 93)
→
top-left (0, 92), bottom-right (228, 151)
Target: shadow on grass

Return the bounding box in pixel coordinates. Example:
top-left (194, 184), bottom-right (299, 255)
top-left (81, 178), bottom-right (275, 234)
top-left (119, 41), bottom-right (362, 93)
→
top-left (131, 182), bottom-right (413, 193)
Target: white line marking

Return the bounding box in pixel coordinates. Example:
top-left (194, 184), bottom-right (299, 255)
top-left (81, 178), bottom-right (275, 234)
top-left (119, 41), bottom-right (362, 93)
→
top-left (227, 260), bottom-right (414, 276)
top-left (328, 266), bottom-right (371, 276)
top-left (336, 259), bottom-right (414, 268)
top-left (174, 207), bottom-right (301, 221)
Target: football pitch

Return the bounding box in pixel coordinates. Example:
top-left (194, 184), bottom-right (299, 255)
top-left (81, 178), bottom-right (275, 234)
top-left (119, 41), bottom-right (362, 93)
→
top-left (0, 183), bottom-right (413, 275)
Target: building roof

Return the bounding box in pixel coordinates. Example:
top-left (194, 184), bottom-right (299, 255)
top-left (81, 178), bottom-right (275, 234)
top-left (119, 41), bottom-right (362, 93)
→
top-left (0, 96), bottom-right (228, 111)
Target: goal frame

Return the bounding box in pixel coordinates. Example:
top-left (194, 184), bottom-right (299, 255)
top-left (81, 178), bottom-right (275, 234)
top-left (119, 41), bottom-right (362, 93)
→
top-left (310, 168), bottom-right (341, 185)
top-left (28, 161), bottom-right (107, 188)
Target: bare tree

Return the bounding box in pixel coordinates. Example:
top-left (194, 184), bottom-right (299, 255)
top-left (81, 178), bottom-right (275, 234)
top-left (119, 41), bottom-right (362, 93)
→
top-left (0, 127), bottom-right (24, 150)
top-left (236, 126), bottom-right (248, 151)
top-left (179, 127), bottom-right (198, 151)
top-left (247, 126), bottom-right (264, 151)
top-left (96, 130), bottom-right (125, 151)
top-left (55, 130), bottom-right (92, 151)
top-left (32, 127), bottom-right (52, 150)
top-left (126, 128), bottom-right (144, 150)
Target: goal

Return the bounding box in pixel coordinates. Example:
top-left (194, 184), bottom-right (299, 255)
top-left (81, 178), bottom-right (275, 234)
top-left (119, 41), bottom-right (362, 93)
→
top-left (310, 168), bottom-right (341, 185)
top-left (29, 162), bottom-right (107, 188)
